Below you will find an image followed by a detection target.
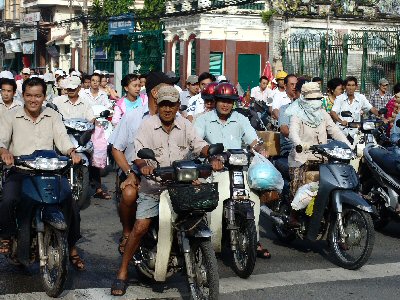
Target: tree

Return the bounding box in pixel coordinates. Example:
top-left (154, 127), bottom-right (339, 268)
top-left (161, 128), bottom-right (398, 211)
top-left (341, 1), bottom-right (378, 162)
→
top-left (135, 0), bottom-right (165, 31)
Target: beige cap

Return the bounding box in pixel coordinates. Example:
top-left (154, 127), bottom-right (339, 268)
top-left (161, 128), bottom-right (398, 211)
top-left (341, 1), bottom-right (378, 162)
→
top-left (22, 67), bottom-right (31, 74)
top-left (63, 76), bottom-right (81, 89)
top-left (186, 75), bottom-right (198, 84)
top-left (157, 85), bottom-right (180, 104)
top-left (301, 82), bottom-right (323, 99)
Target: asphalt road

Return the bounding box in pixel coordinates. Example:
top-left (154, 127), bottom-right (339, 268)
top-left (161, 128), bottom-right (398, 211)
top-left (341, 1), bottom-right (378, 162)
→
top-left (1, 172), bottom-right (400, 299)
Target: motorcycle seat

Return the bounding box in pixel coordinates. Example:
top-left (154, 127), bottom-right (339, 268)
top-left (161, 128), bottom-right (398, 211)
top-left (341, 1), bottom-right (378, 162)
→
top-left (369, 147), bottom-right (400, 177)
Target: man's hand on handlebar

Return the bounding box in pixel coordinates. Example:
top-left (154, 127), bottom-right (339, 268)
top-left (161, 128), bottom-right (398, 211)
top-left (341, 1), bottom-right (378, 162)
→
top-left (140, 166), bottom-right (155, 176)
top-left (0, 148), bottom-right (14, 166)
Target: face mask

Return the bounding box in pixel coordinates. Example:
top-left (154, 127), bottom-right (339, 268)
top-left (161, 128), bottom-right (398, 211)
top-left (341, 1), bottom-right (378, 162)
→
top-left (308, 100), bottom-right (322, 110)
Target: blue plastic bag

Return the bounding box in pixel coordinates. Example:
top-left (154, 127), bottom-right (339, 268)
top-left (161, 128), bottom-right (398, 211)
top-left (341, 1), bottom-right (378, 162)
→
top-left (248, 152), bottom-right (284, 191)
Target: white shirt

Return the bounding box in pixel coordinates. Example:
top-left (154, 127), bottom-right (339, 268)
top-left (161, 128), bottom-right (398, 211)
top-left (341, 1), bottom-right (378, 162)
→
top-left (271, 90), bottom-right (291, 111)
top-left (79, 88), bottom-right (111, 108)
top-left (0, 96), bottom-right (23, 115)
top-left (186, 93), bottom-right (204, 116)
top-left (251, 86), bottom-right (272, 104)
top-left (332, 92), bottom-right (373, 137)
top-left (52, 95), bottom-right (94, 121)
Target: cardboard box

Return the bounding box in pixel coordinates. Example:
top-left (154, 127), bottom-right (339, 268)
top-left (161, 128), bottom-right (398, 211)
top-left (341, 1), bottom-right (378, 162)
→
top-left (257, 131), bottom-right (280, 157)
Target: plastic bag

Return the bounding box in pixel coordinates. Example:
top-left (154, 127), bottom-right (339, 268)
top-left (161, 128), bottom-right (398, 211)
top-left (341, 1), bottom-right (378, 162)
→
top-left (91, 125), bottom-right (108, 169)
top-left (291, 182), bottom-right (319, 211)
top-left (247, 152), bottom-right (284, 191)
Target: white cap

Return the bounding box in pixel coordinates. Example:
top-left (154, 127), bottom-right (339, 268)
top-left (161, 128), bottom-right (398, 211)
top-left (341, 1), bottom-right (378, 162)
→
top-left (63, 76), bottom-right (81, 89)
top-left (102, 70), bottom-right (109, 75)
top-left (70, 70), bottom-right (81, 77)
top-left (43, 72), bottom-right (56, 82)
top-left (93, 70), bottom-right (101, 74)
top-left (0, 71), bottom-right (14, 79)
top-left (217, 75), bottom-right (227, 83)
top-left (22, 67), bottom-right (31, 74)
top-left (54, 69), bottom-right (64, 76)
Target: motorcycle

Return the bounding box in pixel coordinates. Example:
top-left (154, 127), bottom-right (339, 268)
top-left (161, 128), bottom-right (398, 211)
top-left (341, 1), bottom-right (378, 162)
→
top-left (4, 150), bottom-right (72, 297)
top-left (360, 118), bottom-right (400, 229)
top-left (132, 145), bottom-right (222, 299)
top-left (210, 149), bottom-right (259, 278)
top-left (63, 119), bottom-right (94, 209)
top-left (264, 141), bottom-right (376, 270)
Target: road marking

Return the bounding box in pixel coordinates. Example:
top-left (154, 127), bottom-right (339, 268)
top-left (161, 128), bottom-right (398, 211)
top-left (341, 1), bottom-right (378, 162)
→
top-left (1, 262), bottom-right (400, 299)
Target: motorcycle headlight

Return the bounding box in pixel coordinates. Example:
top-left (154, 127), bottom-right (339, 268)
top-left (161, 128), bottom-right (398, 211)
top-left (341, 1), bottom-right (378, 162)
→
top-left (176, 169), bottom-right (199, 182)
top-left (25, 157), bottom-right (68, 170)
top-left (229, 154), bottom-right (248, 166)
top-left (362, 121), bottom-right (375, 131)
top-left (324, 147), bottom-right (354, 160)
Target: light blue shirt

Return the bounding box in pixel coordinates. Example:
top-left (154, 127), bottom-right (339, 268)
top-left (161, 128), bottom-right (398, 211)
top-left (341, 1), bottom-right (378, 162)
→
top-left (194, 110), bottom-right (258, 149)
top-left (108, 105), bottom-right (149, 164)
top-left (391, 113), bottom-right (400, 144)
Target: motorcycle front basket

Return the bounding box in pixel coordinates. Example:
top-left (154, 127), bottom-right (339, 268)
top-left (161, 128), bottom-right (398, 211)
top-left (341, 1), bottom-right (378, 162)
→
top-left (168, 183), bottom-right (219, 214)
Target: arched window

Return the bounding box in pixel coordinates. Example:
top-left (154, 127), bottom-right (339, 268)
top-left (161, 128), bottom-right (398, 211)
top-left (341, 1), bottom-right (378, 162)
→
top-left (187, 38), bottom-right (196, 76)
top-left (174, 40), bottom-right (180, 77)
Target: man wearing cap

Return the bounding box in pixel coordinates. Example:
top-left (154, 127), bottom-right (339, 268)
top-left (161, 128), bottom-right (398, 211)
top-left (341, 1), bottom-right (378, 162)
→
top-left (52, 76), bottom-right (94, 121)
top-left (16, 68), bottom-right (31, 95)
top-left (111, 85), bottom-right (223, 296)
top-left (331, 76), bottom-right (381, 140)
top-left (272, 73), bottom-right (297, 119)
top-left (0, 78), bottom-right (22, 115)
top-left (179, 75), bottom-right (199, 107)
top-left (369, 78), bottom-right (392, 110)
top-left (43, 72), bottom-right (57, 103)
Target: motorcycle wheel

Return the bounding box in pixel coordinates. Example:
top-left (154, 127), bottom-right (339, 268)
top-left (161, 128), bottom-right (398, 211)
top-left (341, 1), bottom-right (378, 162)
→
top-left (40, 225), bottom-right (68, 298)
top-left (272, 202), bottom-right (296, 243)
top-left (328, 207), bottom-right (375, 270)
top-left (73, 166), bottom-right (90, 209)
top-left (231, 216), bottom-right (257, 279)
top-left (188, 239), bottom-right (219, 300)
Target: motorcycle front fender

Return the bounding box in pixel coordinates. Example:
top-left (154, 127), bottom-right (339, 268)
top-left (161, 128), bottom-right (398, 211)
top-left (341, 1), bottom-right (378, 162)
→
top-left (41, 205), bottom-right (68, 231)
top-left (331, 190), bottom-right (377, 216)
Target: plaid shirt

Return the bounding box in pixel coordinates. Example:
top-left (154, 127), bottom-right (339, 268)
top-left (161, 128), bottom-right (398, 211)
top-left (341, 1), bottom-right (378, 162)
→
top-left (369, 89), bottom-right (392, 110)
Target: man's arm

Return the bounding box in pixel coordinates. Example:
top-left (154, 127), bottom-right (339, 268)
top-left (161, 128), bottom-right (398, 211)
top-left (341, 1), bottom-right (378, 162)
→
top-left (280, 125), bottom-right (289, 138)
top-left (370, 107), bottom-right (380, 117)
top-left (330, 110), bottom-right (347, 126)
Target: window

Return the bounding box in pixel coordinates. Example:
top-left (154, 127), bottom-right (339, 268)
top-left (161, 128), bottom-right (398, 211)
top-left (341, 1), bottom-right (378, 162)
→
top-left (174, 41), bottom-right (180, 77)
top-left (209, 52), bottom-right (223, 76)
top-left (187, 39), bottom-right (196, 76)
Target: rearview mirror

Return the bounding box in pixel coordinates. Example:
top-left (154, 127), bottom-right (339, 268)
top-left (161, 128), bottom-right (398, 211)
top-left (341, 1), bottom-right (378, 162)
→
top-left (341, 111), bottom-right (352, 118)
top-left (100, 110), bottom-right (110, 118)
top-left (208, 143), bottom-right (224, 156)
top-left (137, 148), bottom-right (156, 160)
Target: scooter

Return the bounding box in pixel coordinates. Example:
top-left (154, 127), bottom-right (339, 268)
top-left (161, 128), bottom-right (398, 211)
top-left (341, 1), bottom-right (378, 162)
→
top-left (264, 141), bottom-right (376, 270)
top-left (210, 149), bottom-right (259, 278)
top-left (132, 145), bottom-right (222, 299)
top-left (4, 150), bottom-right (72, 297)
top-left (361, 119), bottom-right (400, 229)
top-left (63, 118), bottom-right (94, 209)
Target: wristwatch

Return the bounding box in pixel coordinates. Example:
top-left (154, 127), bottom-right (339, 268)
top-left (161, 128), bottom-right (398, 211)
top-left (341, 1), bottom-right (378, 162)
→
top-left (125, 169), bottom-right (133, 176)
top-left (125, 166), bottom-right (141, 177)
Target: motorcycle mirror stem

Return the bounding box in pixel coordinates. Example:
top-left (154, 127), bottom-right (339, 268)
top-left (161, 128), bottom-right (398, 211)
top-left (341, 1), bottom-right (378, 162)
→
top-left (137, 148), bottom-right (160, 167)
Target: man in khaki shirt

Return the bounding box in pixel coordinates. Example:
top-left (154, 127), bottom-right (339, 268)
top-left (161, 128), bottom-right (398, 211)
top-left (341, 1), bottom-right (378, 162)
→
top-left (0, 77), bottom-right (85, 270)
top-left (52, 76), bottom-right (94, 121)
top-left (111, 85), bottom-right (223, 296)
top-left (0, 78), bottom-right (22, 115)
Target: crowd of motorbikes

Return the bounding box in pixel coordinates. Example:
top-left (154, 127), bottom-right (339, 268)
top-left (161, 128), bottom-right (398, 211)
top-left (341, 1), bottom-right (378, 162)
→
top-left (1, 98), bottom-right (400, 298)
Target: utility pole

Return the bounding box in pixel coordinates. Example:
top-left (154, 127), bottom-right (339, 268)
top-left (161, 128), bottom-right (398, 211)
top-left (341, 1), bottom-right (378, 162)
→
top-left (81, 0), bottom-right (89, 73)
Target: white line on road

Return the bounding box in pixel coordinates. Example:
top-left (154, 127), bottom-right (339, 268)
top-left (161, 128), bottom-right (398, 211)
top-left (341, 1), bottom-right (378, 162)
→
top-left (2, 262), bottom-right (400, 299)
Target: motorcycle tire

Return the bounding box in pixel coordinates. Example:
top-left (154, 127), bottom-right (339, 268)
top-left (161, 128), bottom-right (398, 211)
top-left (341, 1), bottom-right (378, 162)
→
top-left (188, 239), bottom-right (219, 300)
top-left (328, 207), bottom-right (375, 270)
top-left (74, 166), bottom-right (90, 210)
top-left (272, 202), bottom-right (296, 243)
top-left (40, 225), bottom-right (68, 298)
top-left (231, 216), bottom-right (257, 279)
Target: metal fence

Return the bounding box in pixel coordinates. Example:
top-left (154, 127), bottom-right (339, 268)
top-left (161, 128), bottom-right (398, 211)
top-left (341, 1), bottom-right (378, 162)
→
top-left (281, 29), bottom-right (400, 96)
top-left (89, 30), bottom-right (164, 77)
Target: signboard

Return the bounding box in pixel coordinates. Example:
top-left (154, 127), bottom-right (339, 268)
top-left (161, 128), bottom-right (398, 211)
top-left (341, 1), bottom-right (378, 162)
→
top-left (108, 14), bottom-right (135, 36)
top-left (23, 42), bottom-right (35, 55)
top-left (94, 47), bottom-right (107, 60)
top-left (51, 27), bottom-right (67, 40)
top-left (70, 29), bottom-right (82, 40)
top-left (20, 28), bottom-right (37, 42)
top-left (24, 12), bottom-right (41, 23)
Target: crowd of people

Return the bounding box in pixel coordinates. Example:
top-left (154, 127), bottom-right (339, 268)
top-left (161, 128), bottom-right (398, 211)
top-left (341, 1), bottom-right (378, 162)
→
top-left (0, 65), bottom-right (398, 296)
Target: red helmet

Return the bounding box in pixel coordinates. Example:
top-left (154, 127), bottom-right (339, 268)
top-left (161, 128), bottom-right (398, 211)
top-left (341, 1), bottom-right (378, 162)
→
top-left (201, 82), bottom-right (218, 101)
top-left (214, 82), bottom-right (239, 101)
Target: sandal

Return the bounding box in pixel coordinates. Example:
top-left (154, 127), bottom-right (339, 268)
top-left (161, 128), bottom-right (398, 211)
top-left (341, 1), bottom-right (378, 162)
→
top-left (111, 278), bottom-right (128, 296)
top-left (0, 240), bottom-right (11, 255)
top-left (257, 242), bottom-right (271, 259)
top-left (69, 254), bottom-right (86, 271)
top-left (93, 189), bottom-right (112, 200)
top-left (118, 235), bottom-right (129, 255)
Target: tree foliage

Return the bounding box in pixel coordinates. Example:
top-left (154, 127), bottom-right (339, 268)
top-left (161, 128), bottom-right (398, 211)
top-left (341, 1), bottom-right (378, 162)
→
top-left (136, 0), bottom-right (165, 31)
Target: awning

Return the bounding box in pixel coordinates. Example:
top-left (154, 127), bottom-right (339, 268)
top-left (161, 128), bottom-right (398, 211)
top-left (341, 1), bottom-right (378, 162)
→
top-left (46, 33), bottom-right (69, 46)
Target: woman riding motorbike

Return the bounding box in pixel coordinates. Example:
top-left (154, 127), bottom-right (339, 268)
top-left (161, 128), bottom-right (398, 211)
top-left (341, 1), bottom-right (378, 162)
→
top-left (286, 82), bottom-right (350, 226)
